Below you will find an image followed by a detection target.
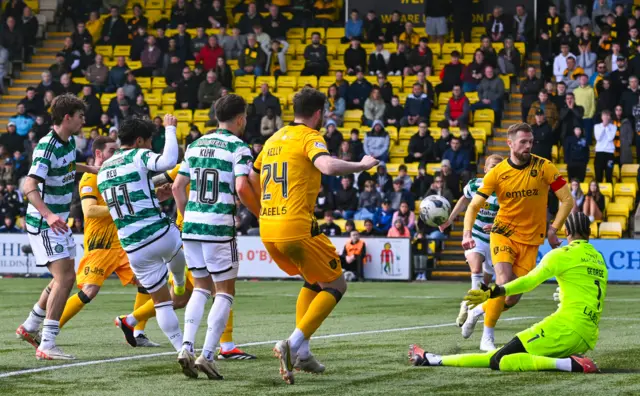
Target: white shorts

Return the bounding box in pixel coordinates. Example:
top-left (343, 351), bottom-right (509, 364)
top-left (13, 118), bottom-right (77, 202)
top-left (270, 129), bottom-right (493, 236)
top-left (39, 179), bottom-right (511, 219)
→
top-left (125, 225), bottom-right (183, 293)
top-left (28, 229), bottom-right (76, 266)
top-left (183, 239), bottom-right (239, 282)
top-left (426, 17), bottom-right (448, 37)
top-left (464, 236), bottom-right (495, 275)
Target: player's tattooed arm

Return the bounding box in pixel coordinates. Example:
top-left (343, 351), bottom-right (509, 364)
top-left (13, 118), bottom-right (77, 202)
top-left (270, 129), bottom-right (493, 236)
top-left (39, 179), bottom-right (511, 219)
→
top-left (462, 194), bottom-right (487, 250)
top-left (440, 196), bottom-right (469, 232)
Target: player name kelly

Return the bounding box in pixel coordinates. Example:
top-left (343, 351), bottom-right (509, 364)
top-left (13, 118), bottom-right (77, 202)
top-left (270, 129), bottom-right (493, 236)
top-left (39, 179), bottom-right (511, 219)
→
top-left (266, 147), bottom-right (283, 157)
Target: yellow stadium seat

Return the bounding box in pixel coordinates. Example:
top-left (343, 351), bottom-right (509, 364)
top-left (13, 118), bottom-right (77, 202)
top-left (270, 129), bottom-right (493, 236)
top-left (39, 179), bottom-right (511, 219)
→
top-left (615, 196), bottom-right (635, 211)
top-left (277, 75), bottom-right (297, 90)
top-left (492, 42), bottom-right (505, 52)
top-left (353, 219), bottom-right (365, 232)
top-left (428, 43), bottom-right (441, 58)
top-left (286, 27), bottom-right (304, 41)
top-left (95, 45), bottom-right (113, 58)
top-left (162, 92), bottom-right (176, 106)
top-left (514, 42), bottom-right (525, 56)
top-left (597, 183), bottom-right (613, 199)
top-left (438, 91), bottom-right (452, 106)
top-left (614, 182), bottom-right (637, 199)
top-left (325, 43), bottom-right (338, 60)
top-left (499, 75), bottom-right (511, 92)
top-left (599, 221), bottom-right (622, 238)
top-left (399, 126), bottom-right (417, 140)
top-left (193, 122), bottom-right (206, 132)
top-left (397, 92), bottom-right (408, 105)
top-left (590, 221), bottom-right (599, 238)
top-left (556, 163), bottom-right (568, 178)
top-left (73, 77), bottom-right (90, 85)
top-left (386, 126), bottom-right (398, 142)
top-left (146, 0), bottom-right (164, 9)
top-left (234, 75), bottom-right (255, 90)
top-left (463, 42), bottom-right (479, 56)
top-left (145, 93), bottom-right (162, 106)
top-left (306, 28), bottom-right (325, 41)
top-left (343, 109), bottom-right (363, 124)
top-left (474, 109), bottom-right (495, 124)
top-left (273, 92), bottom-right (289, 108)
top-left (427, 76), bottom-right (441, 87)
top-left (152, 77), bottom-right (166, 89)
top-left (128, 61), bottom-right (142, 70)
top-left (621, 163), bottom-right (639, 178)
top-left (406, 163), bottom-right (419, 176)
top-left (297, 76), bottom-right (318, 89)
top-left (294, 42), bottom-right (307, 59)
top-left (426, 163), bottom-right (441, 175)
top-left (288, 60), bottom-right (305, 73)
top-left (343, 122), bottom-right (361, 129)
top-left (326, 27), bottom-right (343, 41)
top-left (113, 45), bottom-right (131, 57)
top-left (137, 77), bottom-right (151, 90)
top-left (441, 43), bottom-right (462, 56)
top-left (162, 105), bottom-right (174, 113)
top-left (466, 91), bottom-right (479, 104)
top-left (256, 76), bottom-right (276, 90)
top-left (343, 75), bottom-right (356, 84)
top-left (100, 93), bottom-right (116, 106)
top-left (387, 75), bottom-right (402, 88)
top-left (193, 109), bottom-right (210, 122)
top-left (468, 128), bottom-right (486, 143)
top-left (431, 108), bottom-right (445, 124)
top-left (174, 109), bottom-right (193, 123)
top-left (389, 146), bottom-right (408, 159)
top-left (329, 60), bottom-right (343, 73)
top-left (319, 76), bottom-right (334, 91)
top-left (282, 109), bottom-right (294, 122)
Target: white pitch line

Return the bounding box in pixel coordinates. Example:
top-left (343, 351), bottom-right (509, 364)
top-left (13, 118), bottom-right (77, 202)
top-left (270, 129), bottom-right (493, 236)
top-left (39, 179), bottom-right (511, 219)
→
top-left (0, 316), bottom-right (536, 379)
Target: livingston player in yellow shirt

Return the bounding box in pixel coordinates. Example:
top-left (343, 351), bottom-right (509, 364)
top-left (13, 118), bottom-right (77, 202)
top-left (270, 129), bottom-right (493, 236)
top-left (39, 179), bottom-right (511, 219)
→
top-left (461, 123), bottom-right (574, 352)
top-left (248, 88), bottom-right (379, 384)
top-left (409, 212), bottom-right (603, 373)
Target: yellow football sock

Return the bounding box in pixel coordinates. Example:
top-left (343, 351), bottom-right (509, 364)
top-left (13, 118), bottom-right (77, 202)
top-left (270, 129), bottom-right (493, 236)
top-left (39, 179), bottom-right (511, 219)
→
top-left (296, 283), bottom-right (320, 327)
top-left (133, 290), bottom-right (152, 332)
top-left (483, 295), bottom-right (506, 328)
top-left (133, 298), bottom-right (157, 323)
top-left (220, 308), bottom-right (234, 344)
top-left (441, 351), bottom-right (494, 367)
top-left (59, 290), bottom-right (92, 328)
top-left (297, 289), bottom-right (340, 339)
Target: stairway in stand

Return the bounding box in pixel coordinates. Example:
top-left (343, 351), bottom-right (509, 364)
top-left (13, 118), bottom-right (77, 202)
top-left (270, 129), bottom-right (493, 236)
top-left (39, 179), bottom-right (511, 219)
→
top-left (430, 51), bottom-right (541, 281)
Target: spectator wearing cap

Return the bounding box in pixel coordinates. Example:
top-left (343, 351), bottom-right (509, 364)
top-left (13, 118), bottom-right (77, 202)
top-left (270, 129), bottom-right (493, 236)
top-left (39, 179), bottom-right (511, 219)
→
top-left (373, 198), bottom-right (395, 234)
top-left (531, 108), bottom-right (555, 160)
top-left (343, 9), bottom-right (364, 43)
top-left (9, 104), bottom-right (33, 137)
top-left (319, 210), bottom-right (342, 237)
top-left (368, 41), bottom-right (390, 76)
top-left (1, 121), bottom-right (25, 153)
top-left (439, 85), bottom-right (470, 129)
top-left (553, 42), bottom-right (575, 83)
top-left (335, 176), bottom-right (359, 219)
top-left (344, 38), bottom-right (367, 75)
top-left (527, 89), bottom-right (560, 130)
top-left (436, 51), bottom-right (464, 95)
top-left (408, 38), bottom-right (433, 75)
top-left (609, 54), bottom-right (631, 98)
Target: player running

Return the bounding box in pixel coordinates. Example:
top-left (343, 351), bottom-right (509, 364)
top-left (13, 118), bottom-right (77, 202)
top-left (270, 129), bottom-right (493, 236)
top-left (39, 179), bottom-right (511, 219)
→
top-left (439, 154), bottom-right (503, 327)
top-left (16, 94), bottom-right (98, 360)
top-left (97, 115), bottom-right (187, 352)
top-left (248, 87), bottom-right (379, 384)
top-left (409, 212), bottom-right (604, 374)
top-left (171, 94), bottom-right (261, 379)
top-left (460, 123), bottom-right (574, 351)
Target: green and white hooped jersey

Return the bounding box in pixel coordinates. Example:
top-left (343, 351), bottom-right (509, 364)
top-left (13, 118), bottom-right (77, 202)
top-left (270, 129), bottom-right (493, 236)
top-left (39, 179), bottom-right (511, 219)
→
top-left (179, 130), bottom-right (252, 242)
top-left (97, 148), bottom-right (171, 252)
top-left (26, 131), bottom-right (77, 234)
top-left (463, 178), bottom-right (499, 244)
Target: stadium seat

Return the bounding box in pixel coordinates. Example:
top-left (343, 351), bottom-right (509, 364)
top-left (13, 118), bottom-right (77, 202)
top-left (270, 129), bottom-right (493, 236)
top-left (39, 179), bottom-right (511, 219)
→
top-left (606, 203), bottom-right (629, 231)
top-left (234, 75), bottom-right (255, 90)
top-left (137, 77), bottom-right (151, 90)
top-left (326, 27), bottom-right (344, 42)
top-left (399, 126), bottom-right (418, 140)
top-left (305, 28), bottom-right (325, 41)
top-left (599, 221), bottom-right (621, 238)
top-left (146, 0), bottom-right (164, 9)
top-left (297, 76), bottom-right (318, 89)
top-left (441, 43), bottom-right (462, 56)
top-left (174, 109), bottom-right (193, 123)
top-left (598, 183), bottom-right (613, 199)
top-left (492, 43), bottom-right (505, 52)
top-left (277, 75), bottom-right (297, 90)
top-left (426, 163), bottom-right (441, 175)
top-left (128, 61), bottom-right (142, 70)
top-left (145, 93), bottom-right (162, 106)
top-left (256, 76), bottom-right (276, 90)
top-left (113, 45), bottom-right (131, 57)
top-left (438, 91), bottom-right (452, 106)
top-left (463, 42), bottom-right (478, 56)
top-left (273, 92), bottom-right (289, 108)
top-left (427, 75), bottom-right (441, 86)
top-left (353, 219), bottom-right (365, 232)
top-left (386, 126), bottom-right (398, 142)
top-left (293, 42), bottom-right (306, 59)
top-left (473, 109), bottom-right (495, 124)
top-left (343, 109), bottom-right (363, 123)
top-left (152, 77), bottom-right (166, 89)
top-left (282, 109), bottom-right (294, 122)
top-left (389, 146), bottom-right (408, 159)
top-left (428, 43), bottom-right (441, 58)
top-left (288, 60), bottom-right (305, 74)
top-left (466, 91), bottom-right (479, 104)
top-left (387, 75), bottom-right (402, 88)
top-left (73, 77), bottom-right (89, 85)
top-left (590, 221), bottom-right (599, 238)
top-left (319, 76), bottom-right (334, 91)
top-left (95, 45), bottom-right (113, 58)
top-left (162, 92), bottom-right (176, 106)
top-left (430, 109), bottom-right (446, 126)
top-left (286, 27), bottom-right (304, 42)
top-left (385, 163), bottom-right (400, 176)
top-left (406, 163), bottom-right (419, 176)
top-left (100, 93), bottom-right (116, 106)
top-left (614, 182), bottom-right (637, 199)
top-left (193, 109), bottom-right (209, 122)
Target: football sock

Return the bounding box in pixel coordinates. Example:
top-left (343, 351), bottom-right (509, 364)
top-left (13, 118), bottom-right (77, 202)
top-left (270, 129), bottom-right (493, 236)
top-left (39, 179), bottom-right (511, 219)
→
top-left (483, 326), bottom-right (495, 339)
top-left (499, 353), bottom-right (568, 372)
top-left (441, 351), bottom-right (494, 367)
top-left (166, 249), bottom-right (186, 287)
top-left (132, 299), bottom-right (156, 323)
top-left (40, 319), bottom-right (60, 350)
top-left (133, 288), bottom-right (151, 336)
top-left (155, 302), bottom-right (183, 351)
top-left (483, 295), bottom-right (505, 328)
top-left (296, 288), bottom-right (341, 341)
top-left (296, 283), bottom-right (321, 326)
top-left (202, 293), bottom-right (234, 361)
top-left (297, 339), bottom-right (310, 360)
top-left (220, 308), bottom-right (235, 352)
top-left (182, 288), bottom-right (211, 348)
top-left (470, 273), bottom-right (483, 290)
top-left (470, 304), bottom-right (485, 318)
top-left (59, 290), bottom-right (92, 328)
top-left (23, 303), bottom-right (46, 332)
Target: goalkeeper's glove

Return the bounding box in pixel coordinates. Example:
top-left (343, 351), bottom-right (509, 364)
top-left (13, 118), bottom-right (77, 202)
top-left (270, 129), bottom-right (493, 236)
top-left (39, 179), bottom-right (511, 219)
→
top-left (464, 283), bottom-right (502, 309)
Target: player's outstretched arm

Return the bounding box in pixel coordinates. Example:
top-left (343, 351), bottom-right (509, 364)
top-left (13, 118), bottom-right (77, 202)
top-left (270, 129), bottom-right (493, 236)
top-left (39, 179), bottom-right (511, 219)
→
top-left (81, 197), bottom-right (110, 218)
top-left (313, 155), bottom-right (379, 176)
top-left (148, 115), bottom-right (179, 172)
top-left (440, 196), bottom-right (469, 232)
top-left (171, 173), bottom-right (190, 218)
top-left (236, 175), bottom-right (261, 218)
top-left (77, 163), bottom-right (100, 174)
top-left (461, 194), bottom-right (486, 250)
top-left (549, 184), bottom-right (574, 248)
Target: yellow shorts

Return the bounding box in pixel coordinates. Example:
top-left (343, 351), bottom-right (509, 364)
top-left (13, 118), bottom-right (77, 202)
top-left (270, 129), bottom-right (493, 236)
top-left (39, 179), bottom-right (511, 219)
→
top-left (263, 234), bottom-right (342, 284)
top-left (76, 248), bottom-right (134, 288)
top-left (168, 267), bottom-right (195, 291)
top-left (490, 233), bottom-right (540, 277)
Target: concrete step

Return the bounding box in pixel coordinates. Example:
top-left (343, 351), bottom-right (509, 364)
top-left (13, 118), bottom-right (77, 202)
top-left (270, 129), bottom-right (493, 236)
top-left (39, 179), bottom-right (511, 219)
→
top-left (31, 55), bottom-right (54, 64)
top-left (43, 39), bottom-right (65, 48)
top-left (49, 32), bottom-right (71, 37)
top-left (431, 270), bottom-right (470, 278)
top-left (437, 259), bottom-right (467, 267)
top-left (487, 146), bottom-right (510, 154)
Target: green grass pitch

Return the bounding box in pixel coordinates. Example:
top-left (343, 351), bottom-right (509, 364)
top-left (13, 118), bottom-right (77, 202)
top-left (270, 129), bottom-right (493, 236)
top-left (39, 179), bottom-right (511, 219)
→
top-left (1, 279), bottom-right (639, 395)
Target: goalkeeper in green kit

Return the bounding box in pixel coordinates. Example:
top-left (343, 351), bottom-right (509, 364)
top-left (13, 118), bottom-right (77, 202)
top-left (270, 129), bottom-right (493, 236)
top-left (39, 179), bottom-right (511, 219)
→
top-left (409, 212), bottom-right (606, 373)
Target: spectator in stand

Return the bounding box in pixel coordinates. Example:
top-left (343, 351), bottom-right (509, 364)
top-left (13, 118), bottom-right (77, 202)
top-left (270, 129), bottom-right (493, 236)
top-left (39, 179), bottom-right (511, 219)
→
top-left (558, 92), bottom-right (584, 143)
top-left (171, 23), bottom-right (191, 62)
top-left (129, 26), bottom-right (147, 61)
top-left (570, 4), bottom-right (590, 31)
top-left (398, 21), bottom-right (420, 48)
top-left (570, 179), bottom-right (585, 213)
top-left (132, 94), bottom-right (150, 118)
top-left (190, 27), bottom-right (208, 58)
top-left (376, 73), bottom-right (393, 103)
top-left (383, 95), bottom-right (403, 129)
top-left (520, 66), bottom-right (544, 122)
top-left (235, 34), bottom-right (266, 76)
top-left (237, 3), bottom-right (262, 34)
top-left (1, 17), bottom-right (22, 62)
top-left (425, 172), bottom-right (455, 212)
top-left (253, 83), bottom-right (281, 118)
top-left (343, 9), bottom-right (364, 43)
top-left (349, 128), bottom-right (364, 161)
top-left (323, 84), bottom-right (345, 126)
top-left (439, 85), bottom-right (470, 129)
top-left (49, 53), bottom-right (69, 82)
top-left (629, 42), bottom-right (640, 76)
top-left (436, 51), bottom-right (464, 95)
top-left (498, 37), bottom-right (521, 76)
top-left (388, 41), bottom-right (409, 76)
top-left (551, 80), bottom-right (568, 110)
top-left (583, 180), bottom-right (605, 222)
top-left (100, 6), bottom-right (128, 45)
top-left (82, 85), bottom-right (102, 127)
top-left (604, 43), bottom-right (623, 74)
top-left (593, 109), bottom-right (616, 183)
top-left (347, 71), bottom-right (372, 110)
top-left (175, 67), bottom-right (199, 110)
top-left (197, 70), bottom-right (222, 109)
top-left (368, 41), bottom-right (390, 76)
top-left (208, 0), bottom-right (227, 28)
top-left (620, 75), bottom-right (640, 120)
top-left (355, 179), bottom-right (381, 220)
top-left (373, 198), bottom-right (394, 234)
top-left (471, 65), bottom-right (505, 125)
top-left (164, 55), bottom-right (184, 92)
top-left (361, 218), bottom-right (380, 236)
top-left (411, 164), bottom-right (433, 199)
top-left (362, 10), bottom-right (384, 43)
top-left (531, 108), bottom-right (555, 160)
top-left (478, 35), bottom-right (498, 68)
top-left (219, 27), bottom-right (245, 60)
top-left (512, 4), bottom-right (534, 44)
top-left (527, 89), bottom-right (560, 130)
top-left (85, 54), bottom-right (108, 93)
top-left (323, 120), bottom-right (342, 155)
top-left (340, 231), bottom-right (366, 280)
top-left (334, 70), bottom-right (349, 98)
top-left (335, 176), bottom-right (359, 219)
top-left (574, 73), bottom-right (597, 139)
top-left (405, 121), bottom-right (435, 164)
top-left (408, 38), bottom-right (433, 76)
top-left (485, 6), bottom-right (508, 43)
top-left (462, 50), bottom-right (486, 92)
top-left (196, 35), bottom-right (223, 72)
top-left (388, 218), bottom-right (411, 237)
top-left (384, 10), bottom-right (404, 43)
top-left (615, 104), bottom-right (634, 165)
top-left (71, 21), bottom-right (92, 52)
top-left (553, 42), bottom-right (575, 83)
top-left (252, 24), bottom-right (270, 49)
top-left (1, 121), bottom-right (25, 153)
top-left (561, 56), bottom-right (583, 91)
top-left (9, 104), bottom-right (33, 137)
top-left (127, 4), bottom-right (148, 41)
top-left (401, 83), bottom-right (430, 126)
top-left (18, 87), bottom-right (43, 117)
top-left (107, 88), bottom-right (129, 122)
top-left (609, 55), bottom-right (631, 98)
top-left (576, 35), bottom-right (597, 78)
top-left (31, 115), bottom-right (49, 140)
top-left (315, 184), bottom-right (335, 219)
top-left (302, 32), bottom-right (328, 77)
top-left (169, 0), bottom-right (188, 28)
top-left (443, 137), bottom-right (471, 184)
top-left (363, 87), bottom-right (386, 126)
top-left (433, 127), bottom-right (452, 162)
top-left (260, 107), bottom-right (283, 138)
top-left (364, 120), bottom-right (390, 163)
top-left (263, 39), bottom-right (289, 77)
top-left (61, 74), bottom-right (82, 95)
top-left (320, 210), bottom-right (342, 236)
top-left (264, 5), bottom-right (288, 40)
top-left (344, 38), bottom-right (367, 75)
top-left (138, 36), bottom-right (162, 76)
top-left (105, 57), bottom-right (129, 93)
top-left (215, 58), bottom-right (232, 91)
top-left (459, 128), bottom-right (476, 163)
top-left (42, 90), bottom-right (55, 113)
top-left (424, 0), bottom-right (449, 47)
top-left (122, 72), bottom-right (141, 102)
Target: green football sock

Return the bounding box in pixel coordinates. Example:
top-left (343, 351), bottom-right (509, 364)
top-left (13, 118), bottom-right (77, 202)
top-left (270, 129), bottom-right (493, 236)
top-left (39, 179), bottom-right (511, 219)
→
top-left (498, 353), bottom-right (559, 372)
top-left (441, 351), bottom-right (494, 368)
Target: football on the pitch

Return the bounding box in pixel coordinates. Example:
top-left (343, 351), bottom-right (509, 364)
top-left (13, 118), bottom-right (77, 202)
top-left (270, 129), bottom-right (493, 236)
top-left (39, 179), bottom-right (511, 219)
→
top-left (419, 195), bottom-right (452, 227)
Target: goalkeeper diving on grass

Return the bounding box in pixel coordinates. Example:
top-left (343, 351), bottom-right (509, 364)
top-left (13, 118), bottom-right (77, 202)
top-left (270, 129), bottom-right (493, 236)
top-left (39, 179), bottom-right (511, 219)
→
top-left (409, 212), bottom-right (606, 373)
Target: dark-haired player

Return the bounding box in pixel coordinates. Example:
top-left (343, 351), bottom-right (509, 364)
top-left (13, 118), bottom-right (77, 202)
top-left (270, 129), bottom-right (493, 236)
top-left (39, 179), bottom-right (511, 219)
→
top-left (410, 212), bottom-right (604, 374)
top-left (248, 87), bottom-right (379, 384)
top-left (16, 94), bottom-right (99, 360)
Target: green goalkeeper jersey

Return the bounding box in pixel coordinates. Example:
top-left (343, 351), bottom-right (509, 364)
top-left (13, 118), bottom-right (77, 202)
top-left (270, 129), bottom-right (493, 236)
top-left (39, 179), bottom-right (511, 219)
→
top-left (504, 240), bottom-right (607, 349)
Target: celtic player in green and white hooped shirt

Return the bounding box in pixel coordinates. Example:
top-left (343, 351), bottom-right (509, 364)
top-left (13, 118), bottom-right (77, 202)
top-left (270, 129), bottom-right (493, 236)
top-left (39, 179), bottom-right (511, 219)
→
top-left (97, 116), bottom-right (187, 353)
